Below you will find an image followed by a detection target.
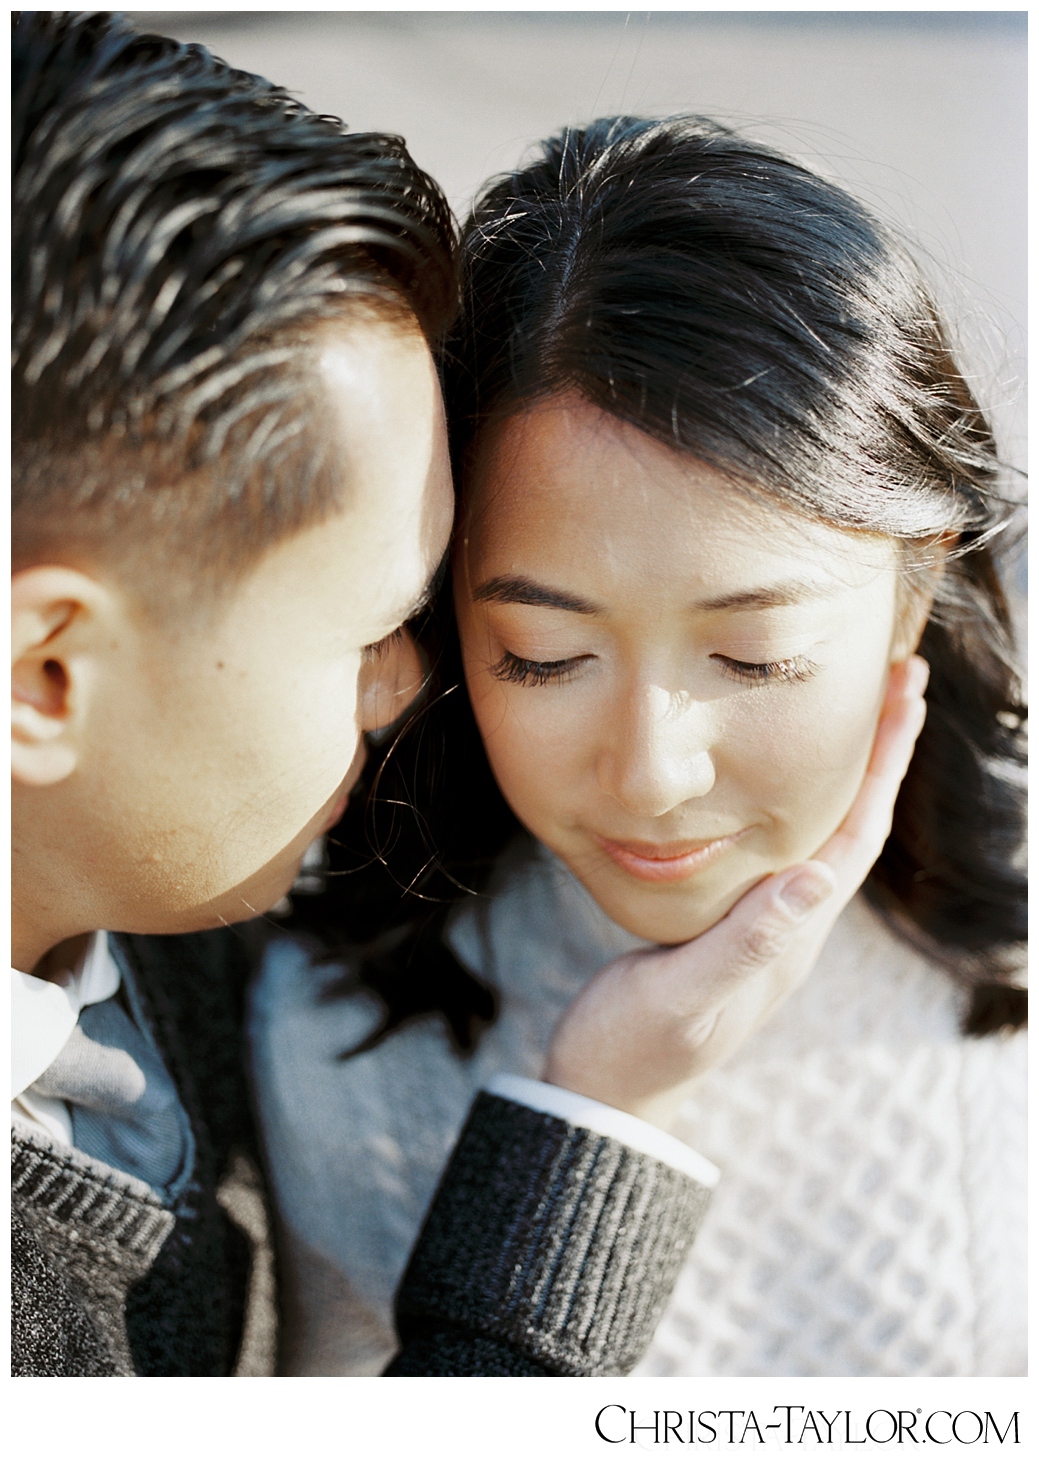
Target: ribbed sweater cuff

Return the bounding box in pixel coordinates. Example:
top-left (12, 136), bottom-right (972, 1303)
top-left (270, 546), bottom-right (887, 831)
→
top-left (389, 1091), bottom-right (712, 1377)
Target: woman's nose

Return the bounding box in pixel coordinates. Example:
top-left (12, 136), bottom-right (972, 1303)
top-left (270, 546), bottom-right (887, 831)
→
top-left (596, 682), bottom-right (716, 817)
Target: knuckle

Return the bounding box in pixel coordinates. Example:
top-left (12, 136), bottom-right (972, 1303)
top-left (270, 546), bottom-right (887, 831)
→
top-left (739, 918), bottom-right (788, 967)
top-left (679, 1011), bottom-right (721, 1051)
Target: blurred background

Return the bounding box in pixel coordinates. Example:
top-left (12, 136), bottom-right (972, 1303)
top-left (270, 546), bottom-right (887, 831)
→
top-left (130, 10), bottom-right (1026, 513)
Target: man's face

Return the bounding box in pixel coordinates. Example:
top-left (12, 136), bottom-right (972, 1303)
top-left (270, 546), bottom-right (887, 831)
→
top-left (56, 317), bottom-right (453, 933)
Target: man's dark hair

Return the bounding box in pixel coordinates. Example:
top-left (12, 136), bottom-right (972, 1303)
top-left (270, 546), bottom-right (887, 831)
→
top-left (12, 11), bottom-right (457, 582)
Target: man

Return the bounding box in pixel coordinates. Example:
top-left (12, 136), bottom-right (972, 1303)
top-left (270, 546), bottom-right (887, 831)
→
top-left (11, 11), bottom-right (711, 1376)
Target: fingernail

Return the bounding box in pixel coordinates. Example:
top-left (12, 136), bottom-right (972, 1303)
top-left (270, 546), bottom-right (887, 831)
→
top-left (776, 864), bottom-right (836, 919)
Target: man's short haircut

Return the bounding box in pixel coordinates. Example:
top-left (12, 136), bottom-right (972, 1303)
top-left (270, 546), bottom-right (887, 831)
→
top-left (12, 11), bottom-right (457, 586)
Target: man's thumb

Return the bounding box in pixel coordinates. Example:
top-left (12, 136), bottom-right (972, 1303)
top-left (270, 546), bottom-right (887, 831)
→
top-left (773, 862), bottom-right (838, 919)
top-left (722, 860), bottom-right (837, 972)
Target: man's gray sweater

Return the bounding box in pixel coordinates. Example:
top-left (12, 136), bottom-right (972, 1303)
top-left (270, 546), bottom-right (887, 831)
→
top-left (12, 926), bottom-right (710, 1375)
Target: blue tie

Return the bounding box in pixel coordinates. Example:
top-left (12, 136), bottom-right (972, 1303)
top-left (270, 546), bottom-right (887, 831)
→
top-left (31, 995), bottom-right (192, 1198)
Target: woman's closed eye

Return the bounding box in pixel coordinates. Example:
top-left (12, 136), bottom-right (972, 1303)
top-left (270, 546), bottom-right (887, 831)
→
top-left (489, 649), bottom-right (591, 687)
top-left (490, 648), bottom-right (821, 688)
top-left (711, 652), bottom-right (819, 686)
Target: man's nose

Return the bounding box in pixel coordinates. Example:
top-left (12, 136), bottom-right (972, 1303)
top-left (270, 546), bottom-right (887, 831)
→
top-left (358, 628), bottom-right (425, 734)
top-left (596, 682), bottom-right (716, 818)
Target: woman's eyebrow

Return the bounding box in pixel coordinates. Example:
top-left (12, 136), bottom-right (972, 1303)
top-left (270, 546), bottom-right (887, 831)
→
top-left (472, 575), bottom-right (832, 614)
top-left (471, 574), bottom-right (601, 614)
top-left (694, 579), bottom-right (833, 612)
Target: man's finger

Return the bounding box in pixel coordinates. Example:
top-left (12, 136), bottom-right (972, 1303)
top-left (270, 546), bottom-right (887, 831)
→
top-left (817, 656), bottom-right (928, 882)
top-left (730, 861), bottom-right (838, 972)
top-left (648, 858), bottom-right (837, 1005)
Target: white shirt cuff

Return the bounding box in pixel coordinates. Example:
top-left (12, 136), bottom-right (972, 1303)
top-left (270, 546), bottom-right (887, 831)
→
top-left (483, 1073), bottom-right (720, 1190)
top-left (12, 1091), bottom-right (73, 1148)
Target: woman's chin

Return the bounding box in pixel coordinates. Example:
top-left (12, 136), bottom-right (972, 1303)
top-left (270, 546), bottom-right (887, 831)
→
top-left (576, 868), bottom-right (763, 947)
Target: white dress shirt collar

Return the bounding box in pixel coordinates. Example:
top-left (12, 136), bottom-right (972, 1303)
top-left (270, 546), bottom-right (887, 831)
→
top-left (11, 931), bottom-right (120, 1099)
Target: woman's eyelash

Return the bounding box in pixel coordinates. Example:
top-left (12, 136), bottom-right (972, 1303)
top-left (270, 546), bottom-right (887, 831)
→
top-left (489, 650), bottom-right (585, 687)
top-left (712, 653), bottom-right (819, 685)
top-left (489, 649), bottom-right (817, 688)
top-left (362, 627), bottom-right (405, 662)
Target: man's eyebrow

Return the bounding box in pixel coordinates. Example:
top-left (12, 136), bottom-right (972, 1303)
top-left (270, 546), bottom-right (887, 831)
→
top-left (694, 579), bottom-right (833, 612)
top-left (471, 575), bottom-right (602, 615)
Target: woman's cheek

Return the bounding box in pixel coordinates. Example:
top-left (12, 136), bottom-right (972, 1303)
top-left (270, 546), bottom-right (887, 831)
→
top-left (729, 671), bottom-right (886, 858)
top-left (471, 677), bottom-right (581, 830)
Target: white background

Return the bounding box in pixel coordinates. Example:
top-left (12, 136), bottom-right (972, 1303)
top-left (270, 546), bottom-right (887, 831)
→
top-left (128, 8), bottom-right (1026, 482)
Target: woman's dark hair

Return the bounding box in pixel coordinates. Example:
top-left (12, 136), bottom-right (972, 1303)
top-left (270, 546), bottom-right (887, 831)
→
top-left (294, 116), bottom-right (1025, 1047)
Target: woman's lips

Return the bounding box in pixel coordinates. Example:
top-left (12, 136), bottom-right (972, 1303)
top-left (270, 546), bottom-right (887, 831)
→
top-left (594, 830), bottom-right (747, 883)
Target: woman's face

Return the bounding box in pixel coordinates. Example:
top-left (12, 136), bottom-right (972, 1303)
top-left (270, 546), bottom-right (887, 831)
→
top-left (455, 394), bottom-right (923, 945)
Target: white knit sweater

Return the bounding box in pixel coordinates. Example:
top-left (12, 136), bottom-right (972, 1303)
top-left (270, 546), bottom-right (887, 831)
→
top-left (249, 837), bottom-right (1026, 1376)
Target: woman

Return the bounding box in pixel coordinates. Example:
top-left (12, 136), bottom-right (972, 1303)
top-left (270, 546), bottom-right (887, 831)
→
top-left (253, 117), bottom-right (1026, 1375)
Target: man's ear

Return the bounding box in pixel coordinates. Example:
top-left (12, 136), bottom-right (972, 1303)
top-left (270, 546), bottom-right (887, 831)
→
top-left (12, 566), bottom-right (112, 786)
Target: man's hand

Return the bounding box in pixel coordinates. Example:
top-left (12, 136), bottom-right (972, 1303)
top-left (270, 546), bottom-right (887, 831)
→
top-left (543, 656), bottom-right (930, 1128)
